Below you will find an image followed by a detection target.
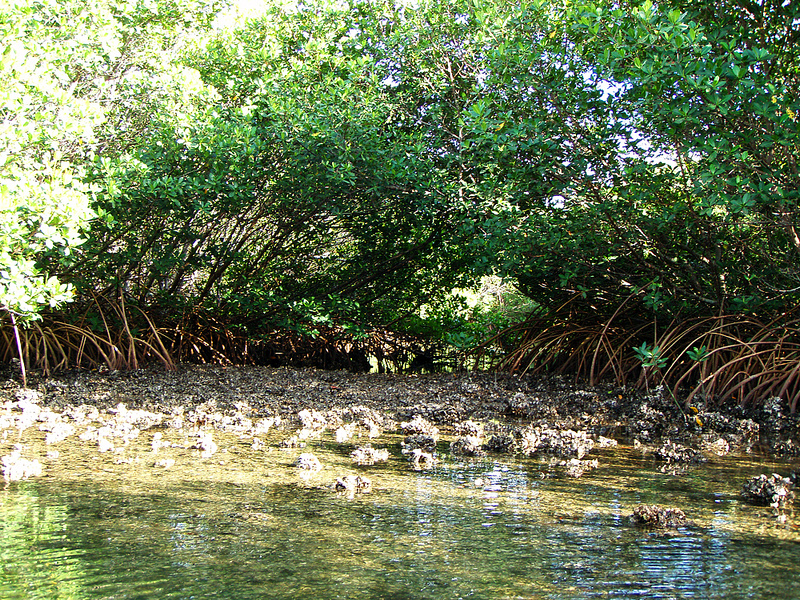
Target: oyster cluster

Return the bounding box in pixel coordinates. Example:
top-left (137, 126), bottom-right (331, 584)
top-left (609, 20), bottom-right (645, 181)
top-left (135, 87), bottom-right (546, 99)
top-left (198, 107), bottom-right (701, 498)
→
top-left (630, 504), bottom-right (690, 529)
top-left (741, 473), bottom-right (796, 509)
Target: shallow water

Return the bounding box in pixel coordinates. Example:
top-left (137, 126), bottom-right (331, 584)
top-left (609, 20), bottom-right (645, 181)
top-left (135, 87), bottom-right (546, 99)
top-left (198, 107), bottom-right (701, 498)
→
top-left (2, 431), bottom-right (799, 600)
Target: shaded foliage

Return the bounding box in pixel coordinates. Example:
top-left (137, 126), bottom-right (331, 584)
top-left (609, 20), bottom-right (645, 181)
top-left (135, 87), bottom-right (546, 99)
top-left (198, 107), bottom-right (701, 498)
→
top-left (3, 0), bottom-right (799, 410)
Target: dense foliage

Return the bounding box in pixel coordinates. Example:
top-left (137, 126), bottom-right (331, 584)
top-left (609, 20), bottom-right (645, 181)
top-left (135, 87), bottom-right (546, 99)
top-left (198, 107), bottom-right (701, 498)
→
top-left (3, 0), bottom-right (799, 406)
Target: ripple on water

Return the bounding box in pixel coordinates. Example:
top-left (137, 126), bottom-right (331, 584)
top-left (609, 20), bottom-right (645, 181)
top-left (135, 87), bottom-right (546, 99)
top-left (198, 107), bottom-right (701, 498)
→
top-left (0, 431), bottom-right (799, 600)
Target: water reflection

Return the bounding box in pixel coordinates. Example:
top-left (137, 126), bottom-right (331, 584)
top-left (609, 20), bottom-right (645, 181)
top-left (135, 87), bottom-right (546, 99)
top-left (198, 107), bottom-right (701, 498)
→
top-left (1, 443), bottom-right (798, 600)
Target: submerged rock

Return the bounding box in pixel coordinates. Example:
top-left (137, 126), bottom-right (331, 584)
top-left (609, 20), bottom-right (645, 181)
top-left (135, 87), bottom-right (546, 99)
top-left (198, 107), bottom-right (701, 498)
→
top-left (559, 458), bottom-right (599, 478)
top-left (741, 473), bottom-right (795, 509)
top-left (630, 504), bottom-right (689, 528)
top-left (279, 435), bottom-right (303, 449)
top-left (154, 458), bottom-right (175, 469)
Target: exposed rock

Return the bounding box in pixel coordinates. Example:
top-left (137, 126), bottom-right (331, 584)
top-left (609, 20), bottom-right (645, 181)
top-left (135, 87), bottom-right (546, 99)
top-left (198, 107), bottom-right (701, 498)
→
top-left (654, 440), bottom-right (705, 464)
top-left (450, 435), bottom-right (485, 457)
top-left (408, 448), bottom-right (436, 470)
top-left (521, 426), bottom-right (595, 459)
top-left (401, 434), bottom-right (437, 453)
top-left (400, 415), bottom-right (439, 439)
top-left (484, 432), bottom-right (517, 454)
top-left (741, 473), bottom-right (795, 509)
top-left (630, 504), bottom-right (689, 528)
top-left (334, 474), bottom-right (371, 493)
top-left (2, 363), bottom-right (799, 468)
top-left (350, 445), bottom-right (389, 465)
top-left (2, 446), bottom-right (43, 483)
top-left (296, 452), bottom-right (322, 471)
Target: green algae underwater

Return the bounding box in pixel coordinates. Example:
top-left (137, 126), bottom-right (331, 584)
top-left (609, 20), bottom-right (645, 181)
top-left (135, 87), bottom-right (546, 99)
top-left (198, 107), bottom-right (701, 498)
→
top-left (2, 427), bottom-right (799, 600)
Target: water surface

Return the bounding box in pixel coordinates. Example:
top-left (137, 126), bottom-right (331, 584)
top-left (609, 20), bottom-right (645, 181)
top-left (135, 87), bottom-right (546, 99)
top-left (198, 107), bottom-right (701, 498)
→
top-left (2, 432), bottom-right (799, 599)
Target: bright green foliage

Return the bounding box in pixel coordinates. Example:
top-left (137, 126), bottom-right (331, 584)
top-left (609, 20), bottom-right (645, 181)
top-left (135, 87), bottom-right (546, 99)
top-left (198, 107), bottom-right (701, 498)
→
top-left (1, 0), bottom-right (99, 319)
top-left (9, 0), bottom-right (798, 374)
top-left (0, 0), bottom-right (226, 321)
top-left (509, 0), bottom-right (800, 316)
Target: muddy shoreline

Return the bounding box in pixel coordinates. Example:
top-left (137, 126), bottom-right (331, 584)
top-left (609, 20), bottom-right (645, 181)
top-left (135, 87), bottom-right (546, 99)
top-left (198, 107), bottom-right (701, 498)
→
top-left (3, 363), bottom-right (799, 460)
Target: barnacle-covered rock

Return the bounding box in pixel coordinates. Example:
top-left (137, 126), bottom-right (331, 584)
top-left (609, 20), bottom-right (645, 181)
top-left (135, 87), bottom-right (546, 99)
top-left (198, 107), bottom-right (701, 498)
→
top-left (2, 446), bottom-right (43, 483)
top-left (335, 423), bottom-right (357, 443)
top-left (298, 408), bottom-right (328, 431)
top-left (296, 452), bottom-right (322, 471)
top-left (110, 403), bottom-right (163, 431)
top-left (41, 420), bottom-right (76, 445)
top-left (408, 448), bottom-right (436, 470)
top-left (559, 458), bottom-right (599, 478)
top-left (401, 434), bottom-right (437, 453)
top-left (454, 420), bottom-right (484, 438)
top-left (192, 430), bottom-right (218, 458)
top-left (351, 445), bottom-right (389, 465)
top-left (654, 440), bottom-right (705, 464)
top-left (400, 415), bottom-right (439, 439)
top-left (521, 426), bottom-right (595, 459)
top-left (450, 435), bottom-right (485, 457)
top-left (594, 435), bottom-right (618, 449)
top-left (334, 474), bottom-right (371, 493)
top-left (630, 505), bottom-right (689, 528)
top-left (741, 473), bottom-right (795, 509)
top-left (484, 432), bottom-right (517, 454)
top-left (251, 416), bottom-right (278, 436)
top-left (701, 436), bottom-right (730, 456)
